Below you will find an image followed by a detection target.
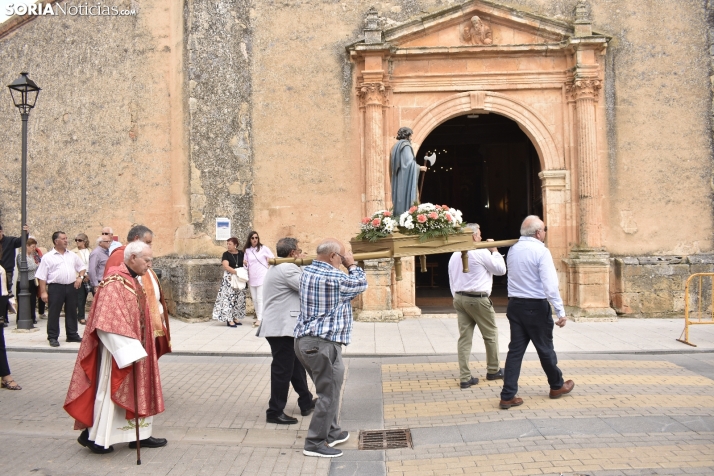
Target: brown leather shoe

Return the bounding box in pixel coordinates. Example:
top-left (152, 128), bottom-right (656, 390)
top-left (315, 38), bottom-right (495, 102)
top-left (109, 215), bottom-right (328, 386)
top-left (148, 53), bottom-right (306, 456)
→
top-left (549, 379), bottom-right (575, 399)
top-left (499, 397), bottom-right (523, 409)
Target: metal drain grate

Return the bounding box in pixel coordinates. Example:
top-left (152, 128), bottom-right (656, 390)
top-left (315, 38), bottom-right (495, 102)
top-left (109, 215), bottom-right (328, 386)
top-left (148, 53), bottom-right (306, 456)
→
top-left (358, 429), bottom-right (412, 450)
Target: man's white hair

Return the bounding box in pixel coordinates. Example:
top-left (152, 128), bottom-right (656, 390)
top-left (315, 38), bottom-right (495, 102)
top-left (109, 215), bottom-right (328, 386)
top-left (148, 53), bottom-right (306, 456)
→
top-left (124, 241), bottom-right (150, 263)
top-left (316, 240), bottom-right (341, 256)
top-left (520, 215), bottom-right (544, 237)
top-left (466, 223), bottom-right (480, 232)
top-left (102, 226), bottom-right (113, 233)
top-left (95, 236), bottom-right (104, 246)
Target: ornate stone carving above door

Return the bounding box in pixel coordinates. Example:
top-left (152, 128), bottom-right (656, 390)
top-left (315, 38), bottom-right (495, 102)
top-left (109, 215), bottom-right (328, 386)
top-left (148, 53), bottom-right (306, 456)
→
top-left (460, 16), bottom-right (493, 45)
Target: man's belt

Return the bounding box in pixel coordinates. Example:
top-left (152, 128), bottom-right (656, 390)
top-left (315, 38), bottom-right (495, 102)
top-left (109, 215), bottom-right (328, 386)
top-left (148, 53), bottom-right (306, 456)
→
top-left (509, 297), bottom-right (547, 302)
top-left (456, 291), bottom-right (489, 298)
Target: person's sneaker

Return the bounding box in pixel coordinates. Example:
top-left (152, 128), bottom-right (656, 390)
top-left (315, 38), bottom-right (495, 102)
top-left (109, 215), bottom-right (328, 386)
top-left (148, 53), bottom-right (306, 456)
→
top-left (301, 398), bottom-right (317, 416)
top-left (303, 442), bottom-right (343, 458)
top-left (77, 429), bottom-right (114, 454)
top-left (460, 377), bottom-right (479, 389)
top-left (49, 339), bottom-right (60, 347)
top-left (486, 368), bottom-right (504, 380)
top-left (327, 431), bottom-right (349, 447)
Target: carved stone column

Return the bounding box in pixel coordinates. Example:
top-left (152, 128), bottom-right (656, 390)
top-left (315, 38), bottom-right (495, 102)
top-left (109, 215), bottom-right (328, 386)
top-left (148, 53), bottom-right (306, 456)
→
top-left (358, 82), bottom-right (388, 215)
top-left (563, 2), bottom-right (616, 320)
top-left (571, 78), bottom-right (602, 248)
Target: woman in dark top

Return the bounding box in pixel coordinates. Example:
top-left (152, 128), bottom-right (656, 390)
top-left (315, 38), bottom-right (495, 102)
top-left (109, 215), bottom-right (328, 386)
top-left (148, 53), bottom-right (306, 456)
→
top-left (212, 237), bottom-right (246, 327)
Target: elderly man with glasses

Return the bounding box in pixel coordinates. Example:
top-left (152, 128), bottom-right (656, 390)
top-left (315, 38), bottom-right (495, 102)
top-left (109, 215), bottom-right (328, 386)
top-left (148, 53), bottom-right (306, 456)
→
top-left (100, 227), bottom-right (122, 254)
top-left (499, 215), bottom-right (574, 410)
top-left (294, 238), bottom-right (368, 458)
top-left (88, 236), bottom-right (112, 293)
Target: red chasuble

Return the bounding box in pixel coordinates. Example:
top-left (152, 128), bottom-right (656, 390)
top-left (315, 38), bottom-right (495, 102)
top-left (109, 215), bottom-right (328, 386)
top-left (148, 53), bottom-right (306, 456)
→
top-left (103, 245), bottom-right (126, 278)
top-left (64, 263), bottom-right (165, 430)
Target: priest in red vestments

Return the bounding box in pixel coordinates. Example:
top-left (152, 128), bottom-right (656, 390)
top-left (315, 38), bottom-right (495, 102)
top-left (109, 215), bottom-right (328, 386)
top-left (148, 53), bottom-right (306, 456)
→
top-left (104, 224), bottom-right (171, 357)
top-left (64, 241), bottom-right (168, 454)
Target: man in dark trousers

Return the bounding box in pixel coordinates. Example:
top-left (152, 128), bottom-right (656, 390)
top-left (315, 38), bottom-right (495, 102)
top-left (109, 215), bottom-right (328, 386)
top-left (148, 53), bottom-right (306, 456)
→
top-left (257, 237), bottom-right (315, 424)
top-left (499, 215), bottom-right (574, 409)
top-left (36, 231), bottom-right (86, 347)
top-left (0, 224), bottom-right (28, 323)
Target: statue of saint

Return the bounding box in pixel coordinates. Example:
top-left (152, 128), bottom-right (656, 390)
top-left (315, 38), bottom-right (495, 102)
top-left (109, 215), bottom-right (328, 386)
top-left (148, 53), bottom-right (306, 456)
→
top-left (390, 127), bottom-right (426, 217)
top-left (461, 15), bottom-right (493, 45)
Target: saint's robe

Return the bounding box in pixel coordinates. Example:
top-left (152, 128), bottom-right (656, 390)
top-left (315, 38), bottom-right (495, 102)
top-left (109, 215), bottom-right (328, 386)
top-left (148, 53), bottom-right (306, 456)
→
top-left (390, 139), bottom-right (419, 217)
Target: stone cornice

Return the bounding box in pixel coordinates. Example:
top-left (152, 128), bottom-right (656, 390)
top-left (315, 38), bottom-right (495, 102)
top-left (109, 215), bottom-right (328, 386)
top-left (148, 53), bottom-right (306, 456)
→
top-left (0, 0), bottom-right (61, 41)
top-left (390, 70), bottom-right (568, 93)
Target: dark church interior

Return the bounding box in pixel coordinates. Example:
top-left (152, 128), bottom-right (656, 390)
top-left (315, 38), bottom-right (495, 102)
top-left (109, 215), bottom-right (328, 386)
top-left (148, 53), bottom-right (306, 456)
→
top-left (413, 113), bottom-right (543, 313)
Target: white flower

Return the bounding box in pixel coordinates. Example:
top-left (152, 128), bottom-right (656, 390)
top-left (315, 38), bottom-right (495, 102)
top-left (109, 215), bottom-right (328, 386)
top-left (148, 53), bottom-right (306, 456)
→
top-left (399, 211), bottom-right (411, 227)
top-left (403, 215), bottom-right (415, 229)
top-left (417, 203), bottom-right (435, 212)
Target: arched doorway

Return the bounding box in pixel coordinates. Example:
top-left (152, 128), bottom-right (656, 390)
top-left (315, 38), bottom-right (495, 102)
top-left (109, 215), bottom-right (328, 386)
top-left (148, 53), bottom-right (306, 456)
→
top-left (414, 113), bottom-right (542, 313)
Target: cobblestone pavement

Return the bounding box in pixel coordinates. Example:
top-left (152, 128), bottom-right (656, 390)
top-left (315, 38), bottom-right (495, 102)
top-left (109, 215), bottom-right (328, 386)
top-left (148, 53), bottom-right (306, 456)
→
top-left (1, 351), bottom-right (713, 475)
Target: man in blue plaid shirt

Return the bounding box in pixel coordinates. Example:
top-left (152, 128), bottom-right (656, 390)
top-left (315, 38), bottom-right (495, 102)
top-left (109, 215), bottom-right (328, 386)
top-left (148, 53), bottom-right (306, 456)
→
top-left (294, 238), bottom-right (367, 458)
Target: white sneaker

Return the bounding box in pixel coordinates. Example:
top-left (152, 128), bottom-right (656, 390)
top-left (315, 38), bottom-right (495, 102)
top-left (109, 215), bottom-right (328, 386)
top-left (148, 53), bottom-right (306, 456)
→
top-left (327, 431), bottom-right (349, 447)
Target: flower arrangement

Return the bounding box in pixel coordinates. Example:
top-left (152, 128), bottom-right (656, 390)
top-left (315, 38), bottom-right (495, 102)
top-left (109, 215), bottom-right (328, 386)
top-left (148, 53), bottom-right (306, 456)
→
top-left (356, 210), bottom-right (398, 242)
top-left (399, 203), bottom-right (463, 241)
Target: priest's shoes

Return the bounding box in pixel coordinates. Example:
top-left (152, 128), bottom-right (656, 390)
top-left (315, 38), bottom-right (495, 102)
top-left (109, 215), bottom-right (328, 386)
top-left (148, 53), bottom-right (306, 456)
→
top-left (77, 429), bottom-right (114, 454)
top-left (129, 436), bottom-right (168, 449)
top-left (266, 412), bottom-right (299, 425)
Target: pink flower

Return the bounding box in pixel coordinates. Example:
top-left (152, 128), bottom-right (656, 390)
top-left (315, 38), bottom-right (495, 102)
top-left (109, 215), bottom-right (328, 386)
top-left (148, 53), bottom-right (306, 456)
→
top-left (383, 211), bottom-right (391, 217)
top-left (409, 206), bottom-right (417, 214)
top-left (434, 205), bottom-right (441, 210)
top-left (417, 214), bottom-right (427, 223)
top-left (445, 214), bottom-right (453, 222)
top-left (361, 217), bottom-right (371, 225)
top-left (442, 204), bottom-right (448, 209)
top-left (428, 212), bottom-right (438, 220)
top-left (372, 218), bottom-right (381, 227)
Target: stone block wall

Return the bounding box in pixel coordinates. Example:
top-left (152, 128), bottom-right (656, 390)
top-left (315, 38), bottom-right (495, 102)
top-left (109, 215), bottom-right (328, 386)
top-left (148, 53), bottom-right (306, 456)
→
top-left (610, 255), bottom-right (714, 317)
top-left (155, 257), bottom-right (254, 322)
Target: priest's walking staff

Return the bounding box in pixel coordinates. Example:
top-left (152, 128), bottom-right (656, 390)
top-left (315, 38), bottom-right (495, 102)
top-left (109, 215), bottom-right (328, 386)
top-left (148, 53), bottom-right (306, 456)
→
top-left (418, 153), bottom-right (436, 202)
top-left (132, 362), bottom-right (141, 465)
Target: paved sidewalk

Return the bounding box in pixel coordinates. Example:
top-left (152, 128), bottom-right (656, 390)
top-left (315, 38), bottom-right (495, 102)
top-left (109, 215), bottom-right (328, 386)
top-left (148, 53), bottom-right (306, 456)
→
top-left (6, 314), bottom-right (714, 355)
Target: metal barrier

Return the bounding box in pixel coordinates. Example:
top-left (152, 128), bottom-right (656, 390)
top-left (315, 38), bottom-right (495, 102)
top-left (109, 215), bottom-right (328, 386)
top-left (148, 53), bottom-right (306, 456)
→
top-left (678, 273), bottom-right (714, 347)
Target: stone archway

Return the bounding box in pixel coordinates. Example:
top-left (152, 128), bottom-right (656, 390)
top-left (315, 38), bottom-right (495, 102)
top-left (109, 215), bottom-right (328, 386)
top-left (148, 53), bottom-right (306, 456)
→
top-left (409, 91), bottom-right (561, 173)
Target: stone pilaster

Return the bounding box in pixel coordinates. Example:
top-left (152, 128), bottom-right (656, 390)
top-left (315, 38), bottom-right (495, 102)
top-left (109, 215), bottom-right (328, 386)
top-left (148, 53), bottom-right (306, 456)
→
top-left (358, 82), bottom-right (388, 215)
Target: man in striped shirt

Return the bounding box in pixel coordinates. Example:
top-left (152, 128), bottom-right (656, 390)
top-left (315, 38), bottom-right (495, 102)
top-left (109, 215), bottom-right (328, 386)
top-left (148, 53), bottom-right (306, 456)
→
top-left (294, 238), bottom-right (368, 458)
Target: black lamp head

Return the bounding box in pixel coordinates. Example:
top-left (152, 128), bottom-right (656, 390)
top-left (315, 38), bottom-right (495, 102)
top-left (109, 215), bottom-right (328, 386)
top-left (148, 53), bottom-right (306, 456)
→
top-left (8, 72), bottom-right (41, 114)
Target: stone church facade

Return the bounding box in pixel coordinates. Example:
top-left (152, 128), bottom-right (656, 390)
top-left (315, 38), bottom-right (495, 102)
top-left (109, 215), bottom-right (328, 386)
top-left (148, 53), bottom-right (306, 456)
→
top-left (0, 0), bottom-right (712, 320)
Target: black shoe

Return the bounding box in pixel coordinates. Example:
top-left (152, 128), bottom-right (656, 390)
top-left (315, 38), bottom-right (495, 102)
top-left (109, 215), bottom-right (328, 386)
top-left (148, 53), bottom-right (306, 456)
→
top-left (486, 369), bottom-right (504, 380)
top-left (78, 429), bottom-right (114, 454)
top-left (66, 336), bottom-right (83, 343)
top-left (301, 398), bottom-right (317, 416)
top-left (266, 412), bottom-right (298, 425)
top-left (460, 377), bottom-right (479, 389)
top-left (49, 339), bottom-right (60, 347)
top-left (129, 436), bottom-right (167, 449)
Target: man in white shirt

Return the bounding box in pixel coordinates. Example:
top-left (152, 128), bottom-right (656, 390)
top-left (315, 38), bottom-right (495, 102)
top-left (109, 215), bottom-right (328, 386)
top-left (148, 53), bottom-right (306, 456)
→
top-left (36, 231), bottom-right (87, 347)
top-left (448, 224), bottom-right (506, 389)
top-left (499, 215), bottom-right (574, 409)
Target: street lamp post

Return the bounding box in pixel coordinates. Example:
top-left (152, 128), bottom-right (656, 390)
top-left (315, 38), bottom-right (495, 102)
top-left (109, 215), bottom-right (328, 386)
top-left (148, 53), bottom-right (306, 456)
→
top-left (7, 72), bottom-right (40, 331)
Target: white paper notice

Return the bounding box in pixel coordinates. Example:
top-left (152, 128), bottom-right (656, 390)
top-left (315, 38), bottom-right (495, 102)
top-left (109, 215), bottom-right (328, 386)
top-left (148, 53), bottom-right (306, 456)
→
top-left (216, 218), bottom-right (231, 240)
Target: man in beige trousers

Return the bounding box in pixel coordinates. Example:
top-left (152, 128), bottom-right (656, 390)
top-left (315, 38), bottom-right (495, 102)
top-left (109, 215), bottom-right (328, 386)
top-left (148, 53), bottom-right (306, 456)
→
top-left (448, 223), bottom-right (506, 389)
